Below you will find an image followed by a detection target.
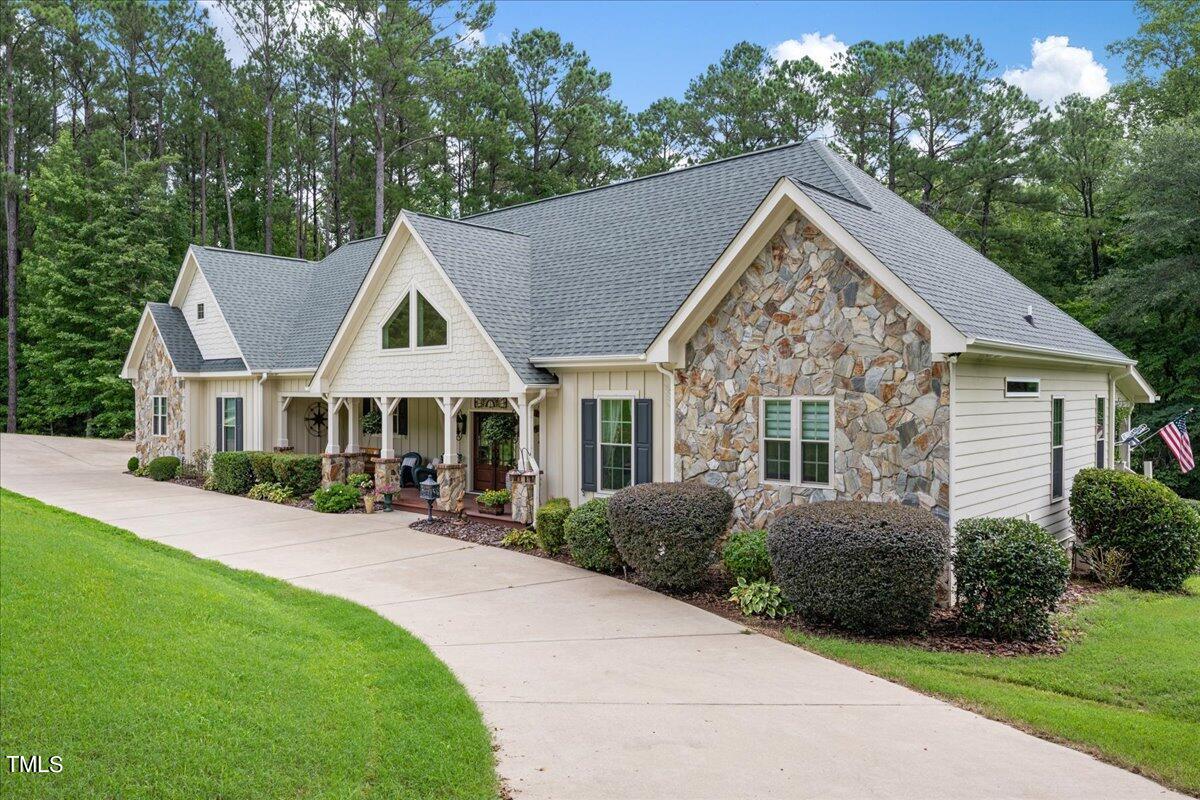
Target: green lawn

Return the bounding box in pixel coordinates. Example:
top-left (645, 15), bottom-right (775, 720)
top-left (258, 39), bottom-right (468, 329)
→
top-left (788, 577), bottom-right (1200, 794)
top-left (0, 490), bottom-right (498, 799)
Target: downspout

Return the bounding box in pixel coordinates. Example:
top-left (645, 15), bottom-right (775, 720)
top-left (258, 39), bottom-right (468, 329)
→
top-left (946, 354), bottom-right (959, 607)
top-left (256, 372), bottom-right (269, 452)
top-left (655, 363), bottom-right (676, 482)
top-left (526, 389), bottom-right (547, 525)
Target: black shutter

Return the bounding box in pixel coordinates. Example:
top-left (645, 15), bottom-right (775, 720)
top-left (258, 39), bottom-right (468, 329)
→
top-left (581, 398), bottom-right (597, 492)
top-left (634, 398), bottom-right (653, 484)
top-left (216, 397), bottom-right (224, 451)
top-left (234, 397), bottom-right (244, 451)
top-left (396, 398), bottom-right (409, 436)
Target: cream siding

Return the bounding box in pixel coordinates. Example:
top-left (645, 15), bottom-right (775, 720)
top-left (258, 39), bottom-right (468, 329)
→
top-left (328, 237), bottom-right (511, 395)
top-left (952, 356), bottom-right (1114, 540)
top-left (540, 368), bottom-right (672, 504)
top-left (179, 269), bottom-right (241, 360)
top-left (187, 377), bottom-right (262, 452)
top-left (359, 397), bottom-right (444, 461)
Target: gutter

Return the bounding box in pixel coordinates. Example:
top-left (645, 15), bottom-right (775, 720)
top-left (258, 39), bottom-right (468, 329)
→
top-left (655, 363), bottom-right (676, 482)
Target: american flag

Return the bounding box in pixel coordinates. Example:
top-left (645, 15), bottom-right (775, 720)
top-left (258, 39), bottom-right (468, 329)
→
top-left (1157, 414), bottom-right (1195, 473)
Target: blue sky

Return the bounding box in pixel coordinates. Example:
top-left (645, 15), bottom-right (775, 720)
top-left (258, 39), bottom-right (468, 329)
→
top-left (487, 0), bottom-right (1139, 111)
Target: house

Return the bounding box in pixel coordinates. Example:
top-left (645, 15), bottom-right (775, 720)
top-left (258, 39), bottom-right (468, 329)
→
top-left (121, 140), bottom-right (1156, 536)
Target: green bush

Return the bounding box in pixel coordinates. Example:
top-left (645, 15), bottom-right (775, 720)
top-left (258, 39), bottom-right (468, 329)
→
top-left (248, 482), bottom-right (295, 504)
top-left (728, 578), bottom-right (792, 618)
top-left (347, 472), bottom-right (373, 492)
top-left (535, 498), bottom-right (571, 553)
top-left (768, 501), bottom-right (949, 634)
top-left (564, 498), bottom-right (622, 573)
top-left (126, 456), bottom-right (140, 473)
top-left (722, 529), bottom-right (771, 582)
top-left (272, 454), bottom-right (322, 496)
top-left (608, 482), bottom-right (733, 590)
top-left (146, 456), bottom-right (180, 482)
top-left (478, 488), bottom-right (510, 509)
top-left (1070, 468), bottom-right (1200, 591)
top-left (248, 451), bottom-right (276, 484)
top-left (211, 451), bottom-right (254, 495)
top-left (501, 528), bottom-right (539, 550)
top-left (179, 447), bottom-right (211, 480)
top-left (954, 517), bottom-right (1070, 641)
top-left (313, 483), bottom-right (360, 513)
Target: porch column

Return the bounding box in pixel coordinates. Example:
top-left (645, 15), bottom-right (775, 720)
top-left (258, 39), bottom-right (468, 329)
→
top-left (375, 396), bottom-right (399, 460)
top-left (345, 398), bottom-right (360, 454)
top-left (324, 396), bottom-right (342, 454)
top-left (510, 394), bottom-right (532, 472)
top-left (276, 396), bottom-right (292, 450)
top-left (437, 396), bottom-right (465, 464)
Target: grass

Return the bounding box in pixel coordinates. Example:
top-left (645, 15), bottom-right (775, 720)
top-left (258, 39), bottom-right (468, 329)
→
top-left (787, 577), bottom-right (1200, 794)
top-left (0, 489), bottom-right (498, 799)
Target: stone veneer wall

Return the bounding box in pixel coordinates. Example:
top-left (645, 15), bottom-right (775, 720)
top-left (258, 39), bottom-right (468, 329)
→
top-left (133, 331), bottom-right (186, 464)
top-left (675, 211), bottom-right (950, 529)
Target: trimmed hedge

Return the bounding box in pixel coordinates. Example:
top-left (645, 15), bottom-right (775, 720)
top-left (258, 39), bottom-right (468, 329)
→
top-left (272, 454), bottom-right (322, 496)
top-left (954, 517), bottom-right (1070, 641)
top-left (608, 482), bottom-right (733, 590)
top-left (1070, 468), bottom-right (1200, 591)
top-left (313, 483), bottom-right (360, 513)
top-left (722, 529), bottom-right (771, 583)
top-left (564, 498), bottom-right (622, 572)
top-left (248, 451), bottom-right (276, 484)
top-left (768, 501), bottom-right (949, 634)
top-left (127, 456), bottom-right (140, 473)
top-left (535, 498), bottom-right (571, 554)
top-left (210, 451), bottom-right (254, 495)
top-left (146, 456), bottom-right (180, 482)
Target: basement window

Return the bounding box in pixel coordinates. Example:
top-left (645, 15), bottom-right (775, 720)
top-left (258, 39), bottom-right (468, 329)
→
top-left (1005, 377), bottom-right (1040, 398)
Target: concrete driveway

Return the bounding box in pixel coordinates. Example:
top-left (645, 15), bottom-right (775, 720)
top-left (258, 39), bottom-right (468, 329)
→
top-left (0, 434), bottom-right (1180, 799)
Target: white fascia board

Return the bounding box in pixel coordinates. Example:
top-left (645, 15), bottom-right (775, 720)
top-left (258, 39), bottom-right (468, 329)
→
top-left (120, 307), bottom-right (159, 379)
top-left (965, 338), bottom-right (1137, 368)
top-left (167, 247), bottom-right (200, 307)
top-left (1116, 365), bottom-right (1158, 404)
top-left (646, 177), bottom-right (969, 365)
top-left (172, 370), bottom-right (253, 379)
top-left (532, 354), bottom-right (647, 369)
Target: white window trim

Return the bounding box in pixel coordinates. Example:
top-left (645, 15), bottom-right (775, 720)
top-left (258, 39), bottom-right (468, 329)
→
top-left (377, 280), bottom-right (452, 355)
top-left (1050, 395), bottom-right (1065, 502)
top-left (1005, 376), bottom-right (1041, 398)
top-left (593, 390), bottom-right (638, 496)
top-left (760, 395), bottom-right (834, 489)
top-left (151, 395), bottom-right (168, 437)
top-left (1095, 394), bottom-right (1107, 469)
top-left (217, 394), bottom-right (241, 452)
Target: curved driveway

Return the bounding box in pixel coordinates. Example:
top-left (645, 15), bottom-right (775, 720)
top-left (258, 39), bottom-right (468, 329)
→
top-left (0, 434), bottom-right (1180, 799)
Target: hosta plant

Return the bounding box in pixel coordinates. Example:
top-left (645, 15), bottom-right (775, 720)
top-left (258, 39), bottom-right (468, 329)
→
top-left (728, 578), bottom-right (792, 619)
top-left (501, 528), bottom-right (539, 550)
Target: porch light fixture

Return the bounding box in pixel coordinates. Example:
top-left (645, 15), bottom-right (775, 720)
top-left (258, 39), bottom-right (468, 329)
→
top-left (419, 475), bottom-right (440, 521)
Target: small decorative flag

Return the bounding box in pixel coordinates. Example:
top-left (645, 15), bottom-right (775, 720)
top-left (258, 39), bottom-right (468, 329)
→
top-left (1157, 414), bottom-right (1195, 473)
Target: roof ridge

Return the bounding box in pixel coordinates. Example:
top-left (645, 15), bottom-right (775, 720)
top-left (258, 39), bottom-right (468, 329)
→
top-left (196, 244), bottom-right (310, 264)
top-left (404, 210), bottom-right (526, 237)
top-left (808, 142), bottom-right (872, 209)
top-left (465, 140), bottom-right (818, 219)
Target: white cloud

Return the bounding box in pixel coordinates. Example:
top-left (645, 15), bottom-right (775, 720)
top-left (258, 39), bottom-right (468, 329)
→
top-left (457, 27), bottom-right (486, 51)
top-left (770, 32), bottom-right (848, 72)
top-left (1002, 36), bottom-right (1110, 108)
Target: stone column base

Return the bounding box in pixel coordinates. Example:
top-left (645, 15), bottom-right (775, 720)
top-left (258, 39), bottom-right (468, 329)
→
top-left (373, 458), bottom-right (400, 493)
top-left (321, 453), bottom-right (346, 488)
top-left (510, 471), bottom-right (536, 525)
top-left (273, 445), bottom-right (294, 453)
top-left (344, 453), bottom-right (367, 479)
top-left (437, 463), bottom-right (466, 514)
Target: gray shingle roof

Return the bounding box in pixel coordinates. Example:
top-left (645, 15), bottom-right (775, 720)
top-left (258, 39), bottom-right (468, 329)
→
top-left (404, 213), bottom-right (554, 384)
top-left (147, 303), bottom-right (246, 373)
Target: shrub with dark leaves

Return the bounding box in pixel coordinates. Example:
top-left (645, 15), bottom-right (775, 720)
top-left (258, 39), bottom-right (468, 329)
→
top-left (768, 501), bottom-right (949, 634)
top-left (535, 498), bottom-right (571, 554)
top-left (564, 498), bottom-right (622, 572)
top-left (126, 456), bottom-right (140, 473)
top-left (954, 517), bottom-right (1069, 641)
top-left (608, 482), bottom-right (733, 590)
top-left (146, 456), bottom-right (180, 482)
top-left (1071, 468), bottom-right (1200, 591)
top-left (272, 454), bottom-right (323, 496)
top-left (210, 451), bottom-right (254, 495)
top-left (722, 529), bottom-right (771, 582)
top-left (248, 451), bottom-right (276, 484)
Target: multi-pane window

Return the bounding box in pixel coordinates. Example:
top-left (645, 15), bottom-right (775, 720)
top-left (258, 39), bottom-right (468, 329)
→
top-left (1051, 397), bottom-right (1065, 500)
top-left (152, 395), bottom-right (168, 436)
top-left (1095, 397), bottom-right (1106, 468)
top-left (598, 398), bottom-right (633, 492)
top-left (196, 302), bottom-right (205, 319)
top-left (382, 288), bottom-right (447, 350)
top-left (222, 397), bottom-right (239, 453)
top-left (761, 397), bottom-right (833, 486)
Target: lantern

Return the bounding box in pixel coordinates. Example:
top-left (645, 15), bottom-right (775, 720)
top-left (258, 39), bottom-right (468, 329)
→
top-left (419, 475), bottom-right (440, 521)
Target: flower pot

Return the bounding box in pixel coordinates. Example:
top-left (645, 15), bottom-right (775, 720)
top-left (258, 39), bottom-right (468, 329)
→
top-left (363, 495), bottom-right (376, 514)
top-left (382, 493), bottom-right (393, 512)
top-left (481, 503), bottom-right (506, 516)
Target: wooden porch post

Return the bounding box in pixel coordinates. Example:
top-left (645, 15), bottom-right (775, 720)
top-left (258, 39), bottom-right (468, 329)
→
top-left (345, 398), bottom-right (360, 454)
top-left (511, 394), bottom-right (532, 471)
top-left (375, 396), bottom-right (399, 459)
top-left (437, 396), bottom-right (464, 464)
top-left (277, 396), bottom-right (291, 449)
top-left (324, 396), bottom-right (342, 454)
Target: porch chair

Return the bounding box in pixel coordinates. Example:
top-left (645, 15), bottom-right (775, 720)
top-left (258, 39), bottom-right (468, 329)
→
top-left (398, 451), bottom-right (423, 489)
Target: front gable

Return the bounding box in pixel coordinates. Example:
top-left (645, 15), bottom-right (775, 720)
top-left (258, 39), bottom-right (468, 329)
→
top-left (168, 249), bottom-right (242, 362)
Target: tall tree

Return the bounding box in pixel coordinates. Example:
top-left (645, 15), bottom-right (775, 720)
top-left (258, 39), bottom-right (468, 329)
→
top-left (761, 55), bottom-right (830, 146)
top-left (628, 97), bottom-right (697, 176)
top-left (829, 40), bottom-right (909, 185)
top-left (684, 41), bottom-right (772, 158)
top-left (1110, 0), bottom-right (1200, 123)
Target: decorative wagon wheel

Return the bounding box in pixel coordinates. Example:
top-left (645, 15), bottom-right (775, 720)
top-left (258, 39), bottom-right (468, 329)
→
top-left (304, 401), bottom-right (328, 437)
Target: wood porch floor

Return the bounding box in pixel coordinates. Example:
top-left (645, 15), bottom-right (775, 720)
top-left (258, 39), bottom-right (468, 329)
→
top-left (389, 487), bottom-right (524, 527)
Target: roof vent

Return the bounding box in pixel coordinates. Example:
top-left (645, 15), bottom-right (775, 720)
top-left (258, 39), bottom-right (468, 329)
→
top-left (1024, 305), bottom-right (1035, 324)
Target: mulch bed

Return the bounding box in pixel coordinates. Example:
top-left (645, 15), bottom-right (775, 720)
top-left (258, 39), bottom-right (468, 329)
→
top-left (407, 514), bottom-right (1101, 657)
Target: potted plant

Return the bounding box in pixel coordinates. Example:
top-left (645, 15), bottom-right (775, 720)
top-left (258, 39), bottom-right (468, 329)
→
top-left (376, 481), bottom-right (399, 512)
top-left (478, 488), bottom-right (511, 516)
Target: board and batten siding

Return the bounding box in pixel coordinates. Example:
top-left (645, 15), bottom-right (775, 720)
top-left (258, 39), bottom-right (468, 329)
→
top-left (952, 356), bottom-right (1114, 541)
top-left (328, 236), bottom-right (511, 395)
top-left (179, 269), bottom-right (241, 361)
top-left (540, 367), bottom-right (672, 504)
top-left (187, 377), bottom-right (262, 453)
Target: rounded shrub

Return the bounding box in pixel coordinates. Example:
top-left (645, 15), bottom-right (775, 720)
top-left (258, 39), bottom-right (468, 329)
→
top-left (535, 498), bottom-right (571, 554)
top-left (272, 454), bottom-right (322, 495)
top-left (564, 498), bottom-right (622, 573)
top-left (722, 529), bottom-right (771, 583)
top-left (1070, 468), bottom-right (1200, 591)
top-left (608, 482), bottom-right (733, 590)
top-left (313, 483), bottom-right (360, 513)
top-left (248, 451), bottom-right (276, 484)
top-left (768, 501), bottom-right (949, 634)
top-left (146, 456), bottom-right (181, 482)
top-left (127, 456), bottom-right (140, 473)
top-left (210, 451), bottom-right (254, 495)
top-left (954, 517), bottom-right (1070, 641)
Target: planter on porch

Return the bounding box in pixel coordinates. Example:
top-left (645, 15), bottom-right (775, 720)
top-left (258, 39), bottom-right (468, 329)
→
top-left (477, 488), bottom-right (510, 516)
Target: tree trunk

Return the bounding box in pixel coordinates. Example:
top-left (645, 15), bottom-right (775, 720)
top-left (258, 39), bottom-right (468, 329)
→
top-left (220, 144), bottom-right (235, 250)
top-left (979, 184), bottom-right (992, 257)
top-left (199, 130), bottom-right (208, 245)
top-left (5, 31), bottom-right (18, 431)
top-left (374, 94), bottom-right (385, 236)
top-left (264, 104), bottom-right (274, 253)
top-left (330, 91), bottom-right (341, 246)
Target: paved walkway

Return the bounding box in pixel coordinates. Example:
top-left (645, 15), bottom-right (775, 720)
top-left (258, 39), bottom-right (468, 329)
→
top-left (0, 434), bottom-right (1181, 799)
